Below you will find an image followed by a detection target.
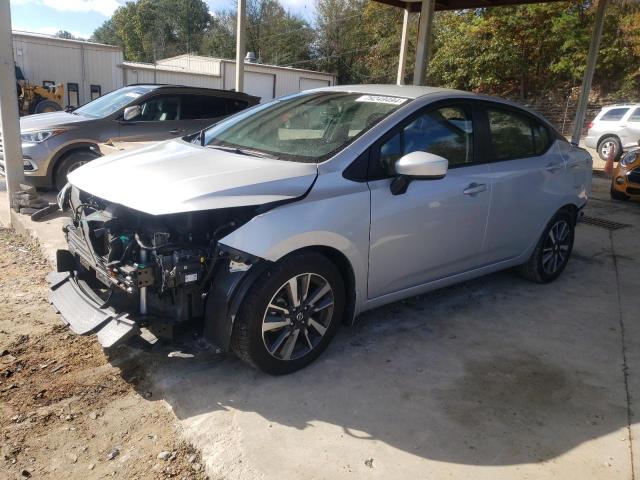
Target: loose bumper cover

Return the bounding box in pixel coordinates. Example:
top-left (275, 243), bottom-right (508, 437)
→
top-left (48, 271), bottom-right (139, 348)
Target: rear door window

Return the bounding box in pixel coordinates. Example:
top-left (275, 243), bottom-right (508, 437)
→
top-left (600, 108), bottom-right (630, 121)
top-left (486, 108), bottom-right (552, 160)
top-left (628, 108), bottom-right (640, 122)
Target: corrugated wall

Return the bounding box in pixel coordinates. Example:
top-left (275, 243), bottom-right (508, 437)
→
top-left (156, 55), bottom-right (221, 76)
top-left (12, 34), bottom-right (124, 106)
top-left (123, 66), bottom-right (223, 89)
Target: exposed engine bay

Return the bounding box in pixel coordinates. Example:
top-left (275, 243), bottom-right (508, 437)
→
top-left (51, 185), bottom-right (265, 347)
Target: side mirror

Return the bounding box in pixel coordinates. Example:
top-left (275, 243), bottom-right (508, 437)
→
top-left (122, 105), bottom-right (141, 121)
top-left (391, 151), bottom-right (448, 195)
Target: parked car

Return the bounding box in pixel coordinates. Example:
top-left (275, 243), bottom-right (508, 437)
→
top-left (610, 143), bottom-right (640, 201)
top-left (49, 85), bottom-right (592, 374)
top-left (585, 104), bottom-right (640, 161)
top-left (0, 84), bottom-right (259, 190)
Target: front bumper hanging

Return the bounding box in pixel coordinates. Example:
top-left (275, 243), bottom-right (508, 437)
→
top-left (48, 271), bottom-right (139, 348)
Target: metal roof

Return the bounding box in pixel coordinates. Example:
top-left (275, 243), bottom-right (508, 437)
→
top-left (373, 0), bottom-right (566, 12)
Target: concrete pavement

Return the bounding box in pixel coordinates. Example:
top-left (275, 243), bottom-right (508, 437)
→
top-left (141, 178), bottom-right (638, 480)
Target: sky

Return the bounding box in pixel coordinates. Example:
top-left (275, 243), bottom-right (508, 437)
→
top-left (10, 0), bottom-right (316, 41)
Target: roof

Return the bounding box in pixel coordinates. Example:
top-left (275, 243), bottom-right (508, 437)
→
top-left (157, 53), bottom-right (334, 78)
top-left (120, 83), bottom-right (260, 100)
top-left (12, 30), bottom-right (121, 50)
top-left (373, 0), bottom-right (566, 12)
top-left (120, 60), bottom-right (221, 78)
top-left (314, 84), bottom-right (462, 99)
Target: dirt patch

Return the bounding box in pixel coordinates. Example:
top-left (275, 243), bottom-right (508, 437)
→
top-left (0, 228), bottom-right (208, 479)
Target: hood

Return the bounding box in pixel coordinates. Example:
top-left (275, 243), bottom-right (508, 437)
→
top-left (20, 111), bottom-right (89, 131)
top-left (68, 139), bottom-right (318, 215)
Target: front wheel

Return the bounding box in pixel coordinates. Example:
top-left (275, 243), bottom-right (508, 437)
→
top-left (231, 252), bottom-right (345, 375)
top-left (517, 210), bottom-right (575, 284)
top-left (54, 150), bottom-right (99, 190)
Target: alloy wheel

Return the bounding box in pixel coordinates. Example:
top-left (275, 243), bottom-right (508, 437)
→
top-left (600, 140), bottom-right (615, 158)
top-left (542, 220), bottom-right (571, 275)
top-left (262, 273), bottom-right (334, 361)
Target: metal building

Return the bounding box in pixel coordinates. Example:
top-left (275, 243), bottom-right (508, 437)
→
top-left (12, 31), bottom-right (124, 107)
top-left (121, 54), bottom-right (336, 102)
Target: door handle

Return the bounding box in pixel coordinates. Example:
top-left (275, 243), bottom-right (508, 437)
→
top-left (545, 162), bottom-right (563, 173)
top-left (169, 129), bottom-right (184, 135)
top-left (463, 183), bottom-right (487, 196)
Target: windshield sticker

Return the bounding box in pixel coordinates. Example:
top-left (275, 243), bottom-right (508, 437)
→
top-left (125, 92), bottom-right (141, 98)
top-left (355, 95), bottom-right (407, 105)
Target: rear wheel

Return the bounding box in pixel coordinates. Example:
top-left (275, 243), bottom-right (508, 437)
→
top-left (54, 150), bottom-right (99, 191)
top-left (598, 136), bottom-right (622, 161)
top-left (34, 100), bottom-right (61, 114)
top-left (231, 252), bottom-right (345, 375)
top-left (517, 210), bottom-right (575, 284)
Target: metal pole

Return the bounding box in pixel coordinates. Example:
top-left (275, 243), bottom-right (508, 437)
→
top-left (0, 1), bottom-right (24, 211)
top-left (397, 8), bottom-right (410, 85)
top-left (571, 0), bottom-right (608, 146)
top-left (235, 0), bottom-right (246, 93)
top-left (413, 0), bottom-right (435, 86)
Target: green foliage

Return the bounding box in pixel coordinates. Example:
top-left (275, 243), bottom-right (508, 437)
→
top-left (91, 0), bottom-right (210, 62)
top-left (90, 0), bottom-right (640, 99)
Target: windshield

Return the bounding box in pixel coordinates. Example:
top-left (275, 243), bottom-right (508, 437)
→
top-left (74, 85), bottom-right (157, 119)
top-left (200, 92), bottom-right (408, 162)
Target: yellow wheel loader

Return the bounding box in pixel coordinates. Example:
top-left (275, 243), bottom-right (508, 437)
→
top-left (15, 65), bottom-right (65, 116)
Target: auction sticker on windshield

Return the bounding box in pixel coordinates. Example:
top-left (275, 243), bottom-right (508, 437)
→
top-left (355, 95), bottom-right (407, 105)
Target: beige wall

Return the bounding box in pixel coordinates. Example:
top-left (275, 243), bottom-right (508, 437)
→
top-left (12, 33), bottom-right (124, 106)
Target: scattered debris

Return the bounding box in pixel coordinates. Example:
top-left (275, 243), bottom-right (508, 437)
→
top-left (106, 446), bottom-right (121, 460)
top-left (157, 450), bottom-right (172, 461)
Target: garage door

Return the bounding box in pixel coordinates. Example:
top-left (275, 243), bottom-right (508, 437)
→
top-left (300, 78), bottom-right (330, 92)
top-left (245, 71), bottom-right (275, 102)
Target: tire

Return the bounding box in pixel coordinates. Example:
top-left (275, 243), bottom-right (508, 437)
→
top-left (517, 210), bottom-right (575, 284)
top-left (231, 252), bottom-right (345, 375)
top-left (598, 136), bottom-right (622, 161)
top-left (34, 100), bottom-right (62, 114)
top-left (610, 186), bottom-right (630, 201)
top-left (54, 150), bottom-right (99, 191)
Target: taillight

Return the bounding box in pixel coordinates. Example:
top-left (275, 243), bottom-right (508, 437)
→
top-left (588, 122), bottom-right (593, 129)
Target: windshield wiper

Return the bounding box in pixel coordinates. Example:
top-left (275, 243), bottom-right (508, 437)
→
top-left (207, 145), bottom-right (277, 159)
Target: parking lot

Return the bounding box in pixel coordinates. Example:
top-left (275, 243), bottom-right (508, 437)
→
top-left (1, 174), bottom-right (638, 479)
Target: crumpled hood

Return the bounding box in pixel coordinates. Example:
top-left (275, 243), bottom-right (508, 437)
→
top-left (20, 111), bottom-right (89, 131)
top-left (68, 139), bottom-right (318, 215)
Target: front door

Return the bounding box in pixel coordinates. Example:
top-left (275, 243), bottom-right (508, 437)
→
top-left (116, 95), bottom-right (185, 143)
top-left (367, 104), bottom-right (492, 299)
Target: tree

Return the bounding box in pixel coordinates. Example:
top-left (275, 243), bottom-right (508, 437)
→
top-left (55, 30), bottom-right (78, 40)
top-left (91, 0), bottom-right (210, 62)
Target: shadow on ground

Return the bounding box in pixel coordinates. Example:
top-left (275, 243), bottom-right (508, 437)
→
top-left (108, 213), bottom-right (634, 468)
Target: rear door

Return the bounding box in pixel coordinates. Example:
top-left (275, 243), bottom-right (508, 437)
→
top-left (622, 107), bottom-right (640, 148)
top-left (367, 102), bottom-right (492, 298)
top-left (480, 104), bottom-right (568, 263)
top-left (179, 94), bottom-right (250, 134)
top-left (116, 94), bottom-right (184, 143)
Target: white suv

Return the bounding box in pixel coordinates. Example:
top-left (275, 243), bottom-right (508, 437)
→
top-left (585, 104), bottom-right (640, 160)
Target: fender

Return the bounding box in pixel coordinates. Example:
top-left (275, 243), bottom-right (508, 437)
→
top-left (47, 141), bottom-right (101, 179)
top-left (202, 252), bottom-right (271, 351)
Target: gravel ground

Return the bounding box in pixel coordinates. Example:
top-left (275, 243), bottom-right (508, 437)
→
top-left (0, 228), bottom-right (208, 480)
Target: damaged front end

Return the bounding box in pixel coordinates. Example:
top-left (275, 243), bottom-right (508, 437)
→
top-left (48, 186), bottom-right (266, 349)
